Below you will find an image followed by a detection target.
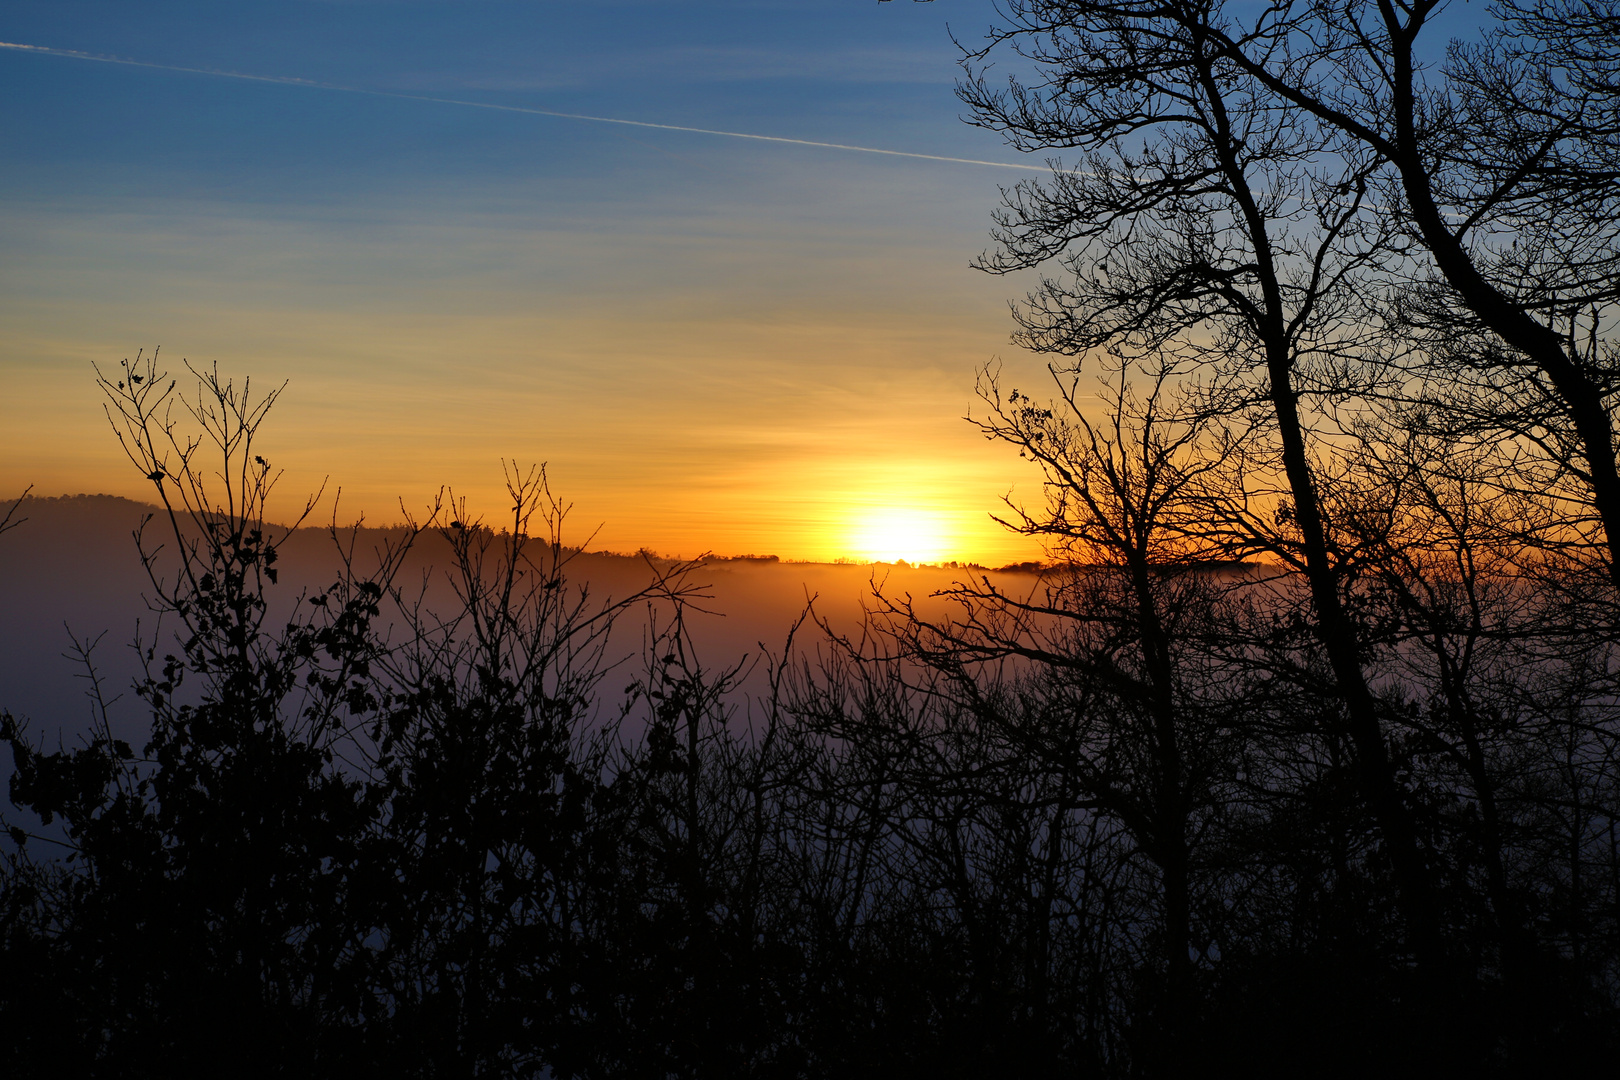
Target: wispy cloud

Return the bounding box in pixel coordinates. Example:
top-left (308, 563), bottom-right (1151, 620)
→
top-left (0, 40), bottom-right (1038, 172)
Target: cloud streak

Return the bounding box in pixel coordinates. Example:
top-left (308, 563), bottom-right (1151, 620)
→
top-left (0, 40), bottom-right (1040, 172)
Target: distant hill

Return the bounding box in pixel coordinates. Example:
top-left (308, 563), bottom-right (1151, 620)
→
top-left (0, 494), bottom-right (1046, 744)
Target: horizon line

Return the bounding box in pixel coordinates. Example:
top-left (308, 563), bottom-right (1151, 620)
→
top-left (5, 490), bottom-right (1050, 570)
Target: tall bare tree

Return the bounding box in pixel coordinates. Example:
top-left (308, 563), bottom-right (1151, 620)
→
top-left (956, 0), bottom-right (1445, 965)
top-left (1204, 0), bottom-right (1620, 589)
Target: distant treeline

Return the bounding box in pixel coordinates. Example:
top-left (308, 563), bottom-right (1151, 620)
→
top-left (8, 1), bottom-right (1620, 1075)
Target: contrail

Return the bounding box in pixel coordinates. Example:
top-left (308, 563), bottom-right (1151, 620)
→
top-left (0, 39), bottom-right (1040, 172)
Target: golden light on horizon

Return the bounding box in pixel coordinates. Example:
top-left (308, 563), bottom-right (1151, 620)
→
top-left (847, 505), bottom-right (952, 565)
top-left (0, 187), bottom-right (1049, 571)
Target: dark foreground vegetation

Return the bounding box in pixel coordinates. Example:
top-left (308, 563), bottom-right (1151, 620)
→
top-left (6, 0), bottom-right (1620, 1074)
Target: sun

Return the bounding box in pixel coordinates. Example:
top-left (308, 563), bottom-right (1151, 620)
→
top-left (848, 507), bottom-right (951, 565)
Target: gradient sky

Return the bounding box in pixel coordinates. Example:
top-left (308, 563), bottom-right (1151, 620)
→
top-left (0, 0), bottom-right (1073, 564)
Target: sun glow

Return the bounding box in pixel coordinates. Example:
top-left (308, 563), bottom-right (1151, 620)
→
top-left (847, 506), bottom-right (952, 565)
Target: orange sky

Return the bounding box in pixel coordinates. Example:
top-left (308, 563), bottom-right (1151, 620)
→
top-left (0, 183), bottom-right (1052, 565)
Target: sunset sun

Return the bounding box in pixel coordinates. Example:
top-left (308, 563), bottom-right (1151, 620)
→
top-left (848, 506), bottom-right (950, 564)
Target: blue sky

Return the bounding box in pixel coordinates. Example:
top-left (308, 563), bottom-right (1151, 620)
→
top-left (1, 2), bottom-right (1016, 197)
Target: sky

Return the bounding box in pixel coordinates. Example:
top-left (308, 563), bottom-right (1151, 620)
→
top-left (0, 0), bottom-right (1066, 565)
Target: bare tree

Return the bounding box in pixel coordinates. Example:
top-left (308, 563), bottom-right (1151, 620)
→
top-left (955, 0), bottom-right (1444, 965)
top-left (1199, 0), bottom-right (1620, 590)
